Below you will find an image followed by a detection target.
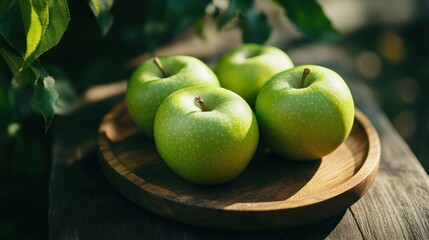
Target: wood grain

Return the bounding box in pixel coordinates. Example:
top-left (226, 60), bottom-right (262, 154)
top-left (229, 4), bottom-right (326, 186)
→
top-left (97, 100), bottom-right (380, 231)
top-left (345, 80), bottom-right (429, 239)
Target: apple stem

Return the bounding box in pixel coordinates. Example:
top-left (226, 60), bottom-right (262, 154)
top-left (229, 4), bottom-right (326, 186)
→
top-left (195, 96), bottom-right (206, 112)
top-left (300, 68), bottom-right (311, 88)
top-left (153, 57), bottom-right (167, 77)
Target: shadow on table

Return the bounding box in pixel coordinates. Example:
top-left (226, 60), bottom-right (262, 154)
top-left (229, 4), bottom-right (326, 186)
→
top-left (49, 148), bottom-right (345, 240)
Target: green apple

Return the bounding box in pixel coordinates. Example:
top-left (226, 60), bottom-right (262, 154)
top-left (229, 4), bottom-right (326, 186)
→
top-left (215, 44), bottom-right (294, 107)
top-left (154, 86), bottom-right (259, 185)
top-left (126, 56), bottom-right (220, 138)
top-left (255, 65), bottom-right (355, 160)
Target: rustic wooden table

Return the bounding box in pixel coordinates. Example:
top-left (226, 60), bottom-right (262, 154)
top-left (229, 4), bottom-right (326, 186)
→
top-left (49, 43), bottom-right (429, 239)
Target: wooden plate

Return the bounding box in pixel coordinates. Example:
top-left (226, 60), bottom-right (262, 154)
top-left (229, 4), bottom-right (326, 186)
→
top-left (98, 100), bottom-right (380, 231)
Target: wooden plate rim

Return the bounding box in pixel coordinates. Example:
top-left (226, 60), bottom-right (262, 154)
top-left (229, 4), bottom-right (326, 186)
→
top-left (98, 101), bottom-right (381, 212)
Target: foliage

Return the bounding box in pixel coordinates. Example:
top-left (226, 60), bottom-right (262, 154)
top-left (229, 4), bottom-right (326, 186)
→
top-left (276, 0), bottom-right (339, 41)
top-left (89, 0), bottom-right (114, 36)
top-left (0, 0), bottom-right (69, 129)
top-left (0, 0), bottom-right (337, 131)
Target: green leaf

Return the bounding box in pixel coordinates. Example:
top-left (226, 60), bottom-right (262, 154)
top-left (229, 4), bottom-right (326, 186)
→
top-left (96, 11), bottom-right (114, 36)
top-left (218, 0), bottom-right (250, 29)
top-left (217, 0), bottom-right (271, 44)
top-left (89, 0), bottom-right (115, 36)
top-left (0, 50), bottom-right (58, 130)
top-left (23, 0), bottom-right (69, 67)
top-left (19, 0), bottom-right (43, 60)
top-left (276, 0), bottom-right (340, 41)
top-left (0, 47), bottom-right (39, 87)
top-left (89, 0), bottom-right (101, 15)
top-left (141, 0), bottom-right (210, 52)
top-left (31, 74), bottom-right (58, 132)
top-left (45, 65), bottom-right (77, 115)
top-left (239, 6), bottom-right (271, 44)
top-left (0, 0), bottom-right (68, 68)
top-left (0, 48), bottom-right (21, 76)
top-left (30, 0), bottom-right (50, 38)
top-left (165, 0), bottom-right (211, 35)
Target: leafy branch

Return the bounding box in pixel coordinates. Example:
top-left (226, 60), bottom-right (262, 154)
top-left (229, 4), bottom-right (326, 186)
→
top-left (0, 0), bottom-right (70, 130)
top-left (0, 0), bottom-right (337, 131)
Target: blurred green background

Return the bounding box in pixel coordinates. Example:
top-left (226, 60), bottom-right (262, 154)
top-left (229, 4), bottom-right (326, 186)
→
top-left (1, 0), bottom-right (428, 239)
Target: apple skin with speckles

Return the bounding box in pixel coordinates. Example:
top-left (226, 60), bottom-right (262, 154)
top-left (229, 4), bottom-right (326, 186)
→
top-left (255, 65), bottom-right (355, 160)
top-left (126, 56), bottom-right (220, 139)
top-left (154, 86), bottom-right (259, 185)
top-left (215, 44), bottom-right (294, 108)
